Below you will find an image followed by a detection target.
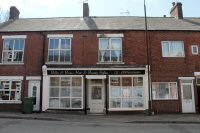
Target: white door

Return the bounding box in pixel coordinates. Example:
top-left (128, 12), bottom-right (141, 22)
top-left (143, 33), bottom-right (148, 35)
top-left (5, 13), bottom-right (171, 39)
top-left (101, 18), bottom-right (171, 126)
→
top-left (28, 81), bottom-right (40, 111)
top-left (181, 80), bottom-right (195, 113)
top-left (88, 79), bottom-right (105, 113)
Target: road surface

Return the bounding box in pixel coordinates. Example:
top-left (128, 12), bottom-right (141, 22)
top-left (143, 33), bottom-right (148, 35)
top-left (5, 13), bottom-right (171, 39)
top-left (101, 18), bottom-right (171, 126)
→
top-left (0, 118), bottom-right (200, 133)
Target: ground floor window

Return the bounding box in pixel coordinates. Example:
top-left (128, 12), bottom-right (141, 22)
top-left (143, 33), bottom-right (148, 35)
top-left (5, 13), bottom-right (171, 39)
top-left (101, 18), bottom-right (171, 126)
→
top-left (109, 76), bottom-right (144, 109)
top-left (49, 76), bottom-right (83, 109)
top-left (152, 82), bottom-right (178, 100)
top-left (0, 80), bottom-right (21, 101)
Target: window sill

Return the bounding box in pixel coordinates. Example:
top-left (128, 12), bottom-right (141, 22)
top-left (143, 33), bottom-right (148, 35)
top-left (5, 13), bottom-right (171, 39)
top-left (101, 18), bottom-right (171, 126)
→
top-left (0, 63), bottom-right (24, 65)
top-left (0, 100), bottom-right (22, 104)
top-left (97, 62), bottom-right (125, 65)
top-left (48, 107), bottom-right (83, 110)
top-left (45, 62), bottom-right (72, 65)
top-left (162, 56), bottom-right (185, 58)
top-left (153, 99), bottom-right (178, 101)
top-left (108, 108), bottom-right (145, 111)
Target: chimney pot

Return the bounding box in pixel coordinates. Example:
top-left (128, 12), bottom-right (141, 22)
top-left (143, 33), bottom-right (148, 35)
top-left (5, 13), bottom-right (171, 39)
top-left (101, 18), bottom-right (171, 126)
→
top-left (9, 6), bottom-right (20, 20)
top-left (83, 3), bottom-right (89, 17)
top-left (170, 2), bottom-right (183, 19)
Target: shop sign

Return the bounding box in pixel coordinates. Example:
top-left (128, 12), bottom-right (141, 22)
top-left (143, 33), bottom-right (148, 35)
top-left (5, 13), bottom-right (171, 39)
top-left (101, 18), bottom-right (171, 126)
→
top-left (47, 70), bottom-right (145, 75)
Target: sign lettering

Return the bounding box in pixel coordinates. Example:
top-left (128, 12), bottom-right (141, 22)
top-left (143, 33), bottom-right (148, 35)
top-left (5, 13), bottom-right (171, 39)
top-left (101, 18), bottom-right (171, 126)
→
top-left (47, 70), bottom-right (145, 75)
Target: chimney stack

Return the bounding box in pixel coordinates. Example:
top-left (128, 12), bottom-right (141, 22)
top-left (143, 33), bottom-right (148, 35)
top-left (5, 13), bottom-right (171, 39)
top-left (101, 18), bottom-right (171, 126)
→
top-left (9, 6), bottom-right (20, 20)
top-left (170, 2), bottom-right (183, 19)
top-left (83, 3), bottom-right (89, 17)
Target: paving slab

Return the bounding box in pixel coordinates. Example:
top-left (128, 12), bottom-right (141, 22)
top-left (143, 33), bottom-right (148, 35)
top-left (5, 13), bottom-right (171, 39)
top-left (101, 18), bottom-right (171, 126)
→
top-left (0, 112), bottom-right (200, 124)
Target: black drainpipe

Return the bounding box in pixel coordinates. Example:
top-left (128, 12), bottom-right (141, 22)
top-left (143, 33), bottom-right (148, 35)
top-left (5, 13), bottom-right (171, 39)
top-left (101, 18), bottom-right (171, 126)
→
top-left (105, 75), bottom-right (108, 114)
top-left (39, 32), bottom-right (46, 112)
top-left (23, 36), bottom-right (27, 110)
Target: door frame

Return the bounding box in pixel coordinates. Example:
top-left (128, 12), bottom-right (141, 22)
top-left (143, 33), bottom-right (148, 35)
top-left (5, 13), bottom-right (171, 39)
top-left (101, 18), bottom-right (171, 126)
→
top-left (87, 78), bottom-right (105, 113)
top-left (26, 76), bottom-right (41, 111)
top-left (180, 79), bottom-right (195, 113)
top-left (197, 86), bottom-right (200, 113)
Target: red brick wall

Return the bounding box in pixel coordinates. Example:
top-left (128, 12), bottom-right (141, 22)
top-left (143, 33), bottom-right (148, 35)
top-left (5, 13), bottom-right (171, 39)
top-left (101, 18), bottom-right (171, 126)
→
top-left (0, 104), bottom-right (22, 112)
top-left (0, 32), bottom-right (44, 111)
top-left (150, 31), bottom-right (200, 80)
top-left (150, 31), bottom-right (200, 113)
top-left (25, 32), bottom-right (43, 76)
top-left (44, 31), bottom-right (147, 67)
top-left (152, 100), bottom-right (180, 113)
top-left (0, 30), bottom-right (200, 113)
top-left (0, 32), bottom-right (43, 76)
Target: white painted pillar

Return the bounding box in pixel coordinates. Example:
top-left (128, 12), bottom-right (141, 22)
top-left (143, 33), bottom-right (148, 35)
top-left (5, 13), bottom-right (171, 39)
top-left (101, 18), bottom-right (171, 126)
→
top-left (143, 66), bottom-right (150, 110)
top-left (42, 65), bottom-right (49, 111)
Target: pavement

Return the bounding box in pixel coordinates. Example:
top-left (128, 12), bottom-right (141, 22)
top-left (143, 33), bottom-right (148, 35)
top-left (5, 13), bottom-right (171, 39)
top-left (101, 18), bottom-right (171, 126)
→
top-left (0, 112), bottom-right (200, 124)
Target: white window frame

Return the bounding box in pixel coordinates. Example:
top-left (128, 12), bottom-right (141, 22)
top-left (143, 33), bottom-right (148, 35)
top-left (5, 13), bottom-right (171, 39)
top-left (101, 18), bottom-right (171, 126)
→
top-left (47, 37), bottom-right (72, 63)
top-left (0, 80), bottom-right (22, 103)
top-left (191, 45), bottom-right (198, 55)
top-left (162, 41), bottom-right (185, 57)
top-left (152, 82), bottom-right (178, 100)
top-left (196, 77), bottom-right (200, 85)
top-left (49, 76), bottom-right (83, 109)
top-left (2, 37), bottom-right (26, 63)
top-left (98, 38), bottom-right (123, 63)
top-left (109, 75), bottom-right (144, 111)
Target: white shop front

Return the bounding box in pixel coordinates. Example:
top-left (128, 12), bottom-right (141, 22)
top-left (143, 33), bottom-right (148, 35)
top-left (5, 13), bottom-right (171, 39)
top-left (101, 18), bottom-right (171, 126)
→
top-left (42, 66), bottom-right (149, 114)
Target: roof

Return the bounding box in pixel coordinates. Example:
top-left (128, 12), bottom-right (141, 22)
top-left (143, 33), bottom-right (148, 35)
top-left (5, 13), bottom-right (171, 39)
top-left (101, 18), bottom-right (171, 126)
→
top-left (0, 16), bottom-right (200, 32)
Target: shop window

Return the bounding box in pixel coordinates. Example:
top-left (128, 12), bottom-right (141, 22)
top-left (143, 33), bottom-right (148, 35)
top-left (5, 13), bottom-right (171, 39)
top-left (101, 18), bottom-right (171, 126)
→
top-left (2, 38), bottom-right (25, 63)
top-left (191, 45), bottom-right (198, 55)
top-left (152, 82), bottom-right (178, 100)
top-left (98, 38), bottom-right (122, 63)
top-left (49, 76), bottom-right (83, 109)
top-left (162, 41), bottom-right (185, 57)
top-left (48, 38), bottom-right (71, 63)
top-left (0, 80), bottom-right (21, 101)
top-left (109, 76), bottom-right (144, 109)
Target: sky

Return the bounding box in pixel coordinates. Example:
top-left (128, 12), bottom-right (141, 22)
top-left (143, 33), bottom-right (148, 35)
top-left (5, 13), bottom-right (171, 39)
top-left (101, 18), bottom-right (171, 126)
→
top-left (0, 0), bottom-right (199, 19)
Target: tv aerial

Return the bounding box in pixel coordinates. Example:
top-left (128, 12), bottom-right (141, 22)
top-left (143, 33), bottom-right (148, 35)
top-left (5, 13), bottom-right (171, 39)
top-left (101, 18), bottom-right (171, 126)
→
top-left (120, 10), bottom-right (130, 16)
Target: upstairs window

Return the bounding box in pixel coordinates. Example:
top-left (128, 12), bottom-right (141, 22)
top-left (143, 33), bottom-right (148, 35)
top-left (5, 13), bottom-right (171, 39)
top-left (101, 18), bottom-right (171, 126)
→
top-left (99, 38), bottom-right (122, 63)
top-left (162, 41), bottom-right (185, 57)
top-left (191, 45), bottom-right (198, 55)
top-left (2, 37), bottom-right (25, 63)
top-left (48, 38), bottom-right (71, 63)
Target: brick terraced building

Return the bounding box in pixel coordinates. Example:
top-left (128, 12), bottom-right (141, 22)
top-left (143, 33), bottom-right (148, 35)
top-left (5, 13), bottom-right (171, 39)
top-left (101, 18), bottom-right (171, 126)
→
top-left (0, 2), bottom-right (200, 114)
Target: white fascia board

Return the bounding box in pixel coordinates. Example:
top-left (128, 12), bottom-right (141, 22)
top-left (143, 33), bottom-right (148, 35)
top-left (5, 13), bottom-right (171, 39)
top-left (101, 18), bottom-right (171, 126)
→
top-left (0, 76), bottom-right (23, 80)
top-left (178, 77), bottom-right (195, 80)
top-left (97, 34), bottom-right (124, 38)
top-left (47, 34), bottom-right (73, 38)
top-left (2, 35), bottom-right (27, 39)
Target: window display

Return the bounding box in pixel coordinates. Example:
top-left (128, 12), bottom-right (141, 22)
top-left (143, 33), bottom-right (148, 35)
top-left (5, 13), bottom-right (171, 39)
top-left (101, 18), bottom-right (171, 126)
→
top-left (49, 76), bottom-right (83, 109)
top-left (109, 76), bottom-right (144, 109)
